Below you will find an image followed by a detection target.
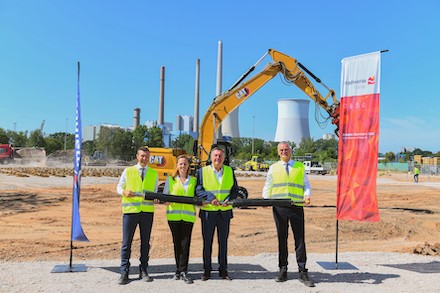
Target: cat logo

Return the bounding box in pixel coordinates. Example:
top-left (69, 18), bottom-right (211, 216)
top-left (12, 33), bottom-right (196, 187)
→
top-left (149, 155), bottom-right (166, 167)
top-left (235, 87), bottom-right (250, 99)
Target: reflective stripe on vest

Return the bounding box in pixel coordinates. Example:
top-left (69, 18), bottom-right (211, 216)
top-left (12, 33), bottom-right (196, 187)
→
top-left (122, 166), bottom-right (158, 214)
top-left (201, 165), bottom-right (234, 212)
top-left (166, 176), bottom-right (197, 223)
top-left (269, 161), bottom-right (305, 206)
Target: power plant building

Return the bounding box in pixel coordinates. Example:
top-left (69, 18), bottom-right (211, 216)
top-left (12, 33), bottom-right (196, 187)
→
top-left (176, 115), bottom-right (194, 132)
top-left (322, 133), bottom-right (336, 140)
top-left (274, 98), bottom-right (310, 146)
top-left (175, 115), bottom-right (197, 139)
top-left (83, 123), bottom-right (129, 142)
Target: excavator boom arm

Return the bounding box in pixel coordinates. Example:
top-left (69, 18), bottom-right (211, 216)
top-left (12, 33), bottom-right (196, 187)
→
top-left (197, 49), bottom-right (340, 164)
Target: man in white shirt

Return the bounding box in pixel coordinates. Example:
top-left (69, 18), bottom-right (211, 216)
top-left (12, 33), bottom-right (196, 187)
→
top-left (262, 141), bottom-right (315, 287)
top-left (116, 147), bottom-right (159, 285)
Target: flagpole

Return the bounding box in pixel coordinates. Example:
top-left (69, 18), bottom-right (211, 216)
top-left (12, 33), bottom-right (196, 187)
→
top-left (69, 227), bottom-right (74, 271)
top-left (335, 219), bottom-right (339, 269)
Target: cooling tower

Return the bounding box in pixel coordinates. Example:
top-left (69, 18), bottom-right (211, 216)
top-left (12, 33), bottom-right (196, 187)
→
top-left (221, 110), bottom-right (240, 139)
top-left (274, 99), bottom-right (310, 145)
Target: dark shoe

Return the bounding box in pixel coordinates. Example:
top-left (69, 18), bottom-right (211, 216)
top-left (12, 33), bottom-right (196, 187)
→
top-left (275, 266), bottom-right (287, 282)
top-left (219, 270), bottom-right (232, 281)
top-left (118, 272), bottom-right (129, 285)
top-left (201, 270), bottom-right (211, 281)
top-left (299, 269), bottom-right (315, 287)
top-left (139, 266), bottom-right (153, 282)
top-left (180, 272), bottom-right (194, 284)
top-left (173, 271), bottom-right (180, 280)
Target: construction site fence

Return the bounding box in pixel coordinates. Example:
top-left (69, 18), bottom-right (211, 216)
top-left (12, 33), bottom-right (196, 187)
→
top-left (378, 162), bottom-right (440, 175)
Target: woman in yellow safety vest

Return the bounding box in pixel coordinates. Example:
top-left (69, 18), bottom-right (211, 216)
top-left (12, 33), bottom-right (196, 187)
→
top-left (163, 155), bottom-right (197, 284)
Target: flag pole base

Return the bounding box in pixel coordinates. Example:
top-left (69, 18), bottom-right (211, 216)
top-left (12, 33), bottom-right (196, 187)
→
top-left (51, 264), bottom-right (89, 273)
top-left (316, 261), bottom-right (357, 270)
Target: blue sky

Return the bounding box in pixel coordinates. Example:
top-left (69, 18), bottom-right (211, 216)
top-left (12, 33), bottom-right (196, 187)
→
top-left (1, 1), bottom-right (439, 153)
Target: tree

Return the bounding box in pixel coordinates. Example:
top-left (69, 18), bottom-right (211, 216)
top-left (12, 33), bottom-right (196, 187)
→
top-left (314, 138), bottom-right (338, 162)
top-left (46, 132), bottom-right (74, 151)
top-left (172, 134), bottom-right (195, 155)
top-left (82, 140), bottom-right (96, 156)
top-left (398, 150), bottom-right (411, 162)
top-left (384, 151), bottom-right (396, 162)
top-left (0, 128), bottom-right (9, 144)
top-left (66, 133), bottom-right (75, 149)
top-left (411, 148), bottom-right (433, 157)
top-left (44, 137), bottom-right (62, 155)
top-left (132, 125), bottom-right (148, 150)
top-left (145, 126), bottom-right (164, 147)
top-left (295, 138), bottom-right (316, 156)
top-left (28, 129), bottom-right (46, 148)
top-left (95, 126), bottom-right (134, 160)
top-left (95, 126), bottom-right (114, 156)
top-left (264, 141), bottom-right (280, 160)
top-left (110, 128), bottom-right (134, 160)
top-left (230, 137), bottom-right (252, 160)
top-left (252, 138), bottom-right (265, 155)
top-left (7, 130), bottom-right (28, 147)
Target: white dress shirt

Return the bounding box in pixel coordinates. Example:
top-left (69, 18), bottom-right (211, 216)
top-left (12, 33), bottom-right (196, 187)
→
top-left (116, 163), bottom-right (159, 196)
top-left (163, 175), bottom-right (190, 194)
top-left (262, 159), bottom-right (311, 199)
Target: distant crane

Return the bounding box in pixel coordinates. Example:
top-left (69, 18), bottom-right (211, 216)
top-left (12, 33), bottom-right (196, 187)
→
top-left (40, 120), bottom-right (45, 135)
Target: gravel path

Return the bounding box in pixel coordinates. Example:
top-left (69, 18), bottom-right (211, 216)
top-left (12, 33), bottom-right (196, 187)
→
top-left (1, 252), bottom-right (439, 292)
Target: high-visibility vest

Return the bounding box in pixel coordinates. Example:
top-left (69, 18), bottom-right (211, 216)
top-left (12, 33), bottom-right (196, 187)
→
top-left (166, 176), bottom-right (197, 223)
top-left (200, 165), bottom-right (234, 212)
top-left (121, 166), bottom-right (158, 214)
top-left (269, 161), bottom-right (305, 206)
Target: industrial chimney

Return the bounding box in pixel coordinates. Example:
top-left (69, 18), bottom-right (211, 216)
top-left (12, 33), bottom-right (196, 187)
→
top-left (193, 59), bottom-right (200, 135)
top-left (133, 107), bottom-right (140, 129)
top-left (218, 41), bottom-right (240, 139)
top-left (274, 98), bottom-right (310, 145)
top-left (158, 66), bottom-right (165, 125)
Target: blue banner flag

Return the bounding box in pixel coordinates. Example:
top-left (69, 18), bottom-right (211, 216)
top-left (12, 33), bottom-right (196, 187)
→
top-left (71, 62), bottom-right (89, 242)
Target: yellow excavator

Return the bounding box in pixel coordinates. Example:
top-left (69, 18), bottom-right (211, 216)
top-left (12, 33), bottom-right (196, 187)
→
top-left (193, 48), bottom-right (340, 168)
top-left (149, 49), bottom-right (340, 191)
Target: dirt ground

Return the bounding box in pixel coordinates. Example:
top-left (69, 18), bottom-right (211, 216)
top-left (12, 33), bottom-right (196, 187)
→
top-left (0, 168), bottom-right (439, 262)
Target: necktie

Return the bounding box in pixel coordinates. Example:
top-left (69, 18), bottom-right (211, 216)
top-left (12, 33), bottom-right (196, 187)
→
top-left (141, 168), bottom-right (145, 180)
top-left (285, 163), bottom-right (289, 175)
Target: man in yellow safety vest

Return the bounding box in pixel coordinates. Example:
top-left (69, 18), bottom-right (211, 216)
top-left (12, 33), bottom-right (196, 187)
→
top-left (116, 146), bottom-right (158, 285)
top-left (262, 141), bottom-right (315, 287)
top-left (196, 146), bottom-right (239, 281)
top-left (414, 166), bottom-right (420, 183)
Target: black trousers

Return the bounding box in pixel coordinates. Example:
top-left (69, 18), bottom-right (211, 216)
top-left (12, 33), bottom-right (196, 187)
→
top-left (200, 210), bottom-right (232, 272)
top-left (168, 221), bottom-right (194, 273)
top-left (273, 206), bottom-right (307, 271)
top-left (120, 212), bottom-right (153, 274)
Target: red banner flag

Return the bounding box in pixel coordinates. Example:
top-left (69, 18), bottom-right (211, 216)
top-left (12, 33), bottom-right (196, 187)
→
top-left (337, 52), bottom-right (381, 222)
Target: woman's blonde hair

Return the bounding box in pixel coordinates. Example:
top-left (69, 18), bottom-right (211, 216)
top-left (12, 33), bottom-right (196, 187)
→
top-left (171, 155), bottom-right (190, 180)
